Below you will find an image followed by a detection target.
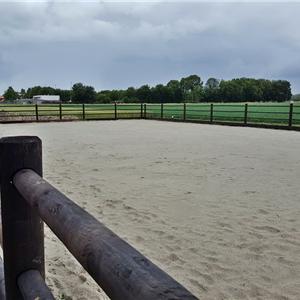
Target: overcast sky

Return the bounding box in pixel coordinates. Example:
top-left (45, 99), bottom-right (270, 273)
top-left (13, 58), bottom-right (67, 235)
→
top-left (0, 1), bottom-right (300, 94)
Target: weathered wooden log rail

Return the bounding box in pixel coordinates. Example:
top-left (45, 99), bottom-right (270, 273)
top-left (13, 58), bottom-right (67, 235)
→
top-left (0, 136), bottom-right (198, 300)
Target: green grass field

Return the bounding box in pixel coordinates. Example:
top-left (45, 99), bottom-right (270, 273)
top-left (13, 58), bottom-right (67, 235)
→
top-left (146, 102), bottom-right (300, 126)
top-left (0, 104), bottom-right (141, 120)
top-left (0, 102), bottom-right (299, 126)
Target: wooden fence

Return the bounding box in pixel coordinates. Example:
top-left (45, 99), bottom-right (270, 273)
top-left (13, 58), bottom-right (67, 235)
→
top-left (1, 103), bottom-right (300, 131)
top-left (0, 136), bottom-right (198, 300)
top-left (144, 103), bottom-right (300, 130)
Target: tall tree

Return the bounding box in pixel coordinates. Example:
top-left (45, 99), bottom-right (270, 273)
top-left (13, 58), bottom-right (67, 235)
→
top-left (180, 75), bottom-right (203, 102)
top-left (205, 78), bottom-right (220, 89)
top-left (136, 85), bottom-right (152, 102)
top-left (71, 83), bottom-right (96, 103)
top-left (4, 86), bottom-right (18, 101)
top-left (270, 80), bottom-right (292, 102)
top-left (167, 80), bottom-right (183, 102)
top-left (20, 88), bottom-right (26, 99)
top-left (219, 80), bottom-right (243, 102)
top-left (151, 84), bottom-right (173, 103)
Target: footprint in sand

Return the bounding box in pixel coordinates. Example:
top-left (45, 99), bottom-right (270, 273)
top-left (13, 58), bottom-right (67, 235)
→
top-left (89, 185), bottom-right (102, 193)
top-left (135, 236), bottom-right (145, 243)
top-left (188, 247), bottom-right (199, 254)
top-left (189, 278), bottom-right (208, 292)
top-left (243, 190), bottom-right (257, 194)
top-left (167, 253), bottom-right (185, 264)
top-left (277, 256), bottom-right (295, 266)
top-left (79, 274), bottom-right (87, 283)
top-left (190, 269), bottom-right (214, 285)
top-left (254, 225), bottom-right (280, 233)
top-left (257, 209), bottom-right (269, 215)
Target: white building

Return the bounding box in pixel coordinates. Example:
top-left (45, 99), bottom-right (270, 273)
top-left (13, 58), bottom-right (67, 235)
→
top-left (32, 95), bottom-right (60, 104)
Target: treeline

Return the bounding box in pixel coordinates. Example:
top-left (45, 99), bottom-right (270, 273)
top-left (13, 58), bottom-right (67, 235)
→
top-left (292, 94), bottom-right (300, 101)
top-left (3, 75), bottom-right (292, 103)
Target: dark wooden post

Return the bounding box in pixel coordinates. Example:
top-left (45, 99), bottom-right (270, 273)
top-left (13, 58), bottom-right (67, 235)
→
top-left (0, 136), bottom-right (44, 300)
top-left (82, 104), bottom-right (85, 120)
top-left (114, 103), bottom-right (117, 120)
top-left (35, 104), bottom-right (39, 121)
top-left (244, 103), bottom-right (248, 125)
top-left (140, 103), bottom-right (143, 119)
top-left (210, 103), bottom-right (214, 123)
top-left (289, 103), bottom-right (293, 128)
top-left (59, 103), bottom-right (62, 120)
top-left (161, 103), bottom-right (164, 119)
top-left (183, 103), bottom-right (186, 121)
top-left (144, 104), bottom-right (147, 119)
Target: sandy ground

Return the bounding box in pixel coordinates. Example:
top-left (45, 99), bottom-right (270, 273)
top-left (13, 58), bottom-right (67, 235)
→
top-left (1, 120), bottom-right (300, 300)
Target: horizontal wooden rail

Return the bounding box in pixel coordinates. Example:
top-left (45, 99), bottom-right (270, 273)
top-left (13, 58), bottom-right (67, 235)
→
top-left (13, 168), bottom-right (197, 300)
top-left (18, 270), bottom-right (55, 300)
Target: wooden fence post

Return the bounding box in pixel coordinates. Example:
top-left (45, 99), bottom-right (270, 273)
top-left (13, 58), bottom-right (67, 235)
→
top-left (289, 103), bottom-right (293, 128)
top-left (0, 136), bottom-right (44, 300)
top-left (210, 103), bottom-right (214, 123)
top-left (114, 103), bottom-right (117, 120)
top-left (140, 103), bottom-right (143, 119)
top-left (59, 103), bottom-right (62, 120)
top-left (183, 103), bottom-right (186, 121)
top-left (82, 104), bottom-right (85, 120)
top-left (161, 103), bottom-right (164, 119)
top-left (35, 104), bottom-right (39, 121)
top-left (244, 103), bottom-right (248, 125)
top-left (144, 104), bottom-right (147, 119)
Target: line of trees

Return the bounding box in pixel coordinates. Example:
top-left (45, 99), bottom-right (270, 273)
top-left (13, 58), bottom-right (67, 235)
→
top-left (292, 93), bottom-right (300, 101)
top-left (2, 75), bottom-right (292, 103)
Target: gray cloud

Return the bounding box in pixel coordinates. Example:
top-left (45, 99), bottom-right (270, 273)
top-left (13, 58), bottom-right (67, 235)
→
top-left (0, 2), bottom-right (300, 94)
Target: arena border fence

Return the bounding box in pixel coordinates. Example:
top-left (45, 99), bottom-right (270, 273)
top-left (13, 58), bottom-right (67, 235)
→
top-left (0, 102), bottom-right (300, 131)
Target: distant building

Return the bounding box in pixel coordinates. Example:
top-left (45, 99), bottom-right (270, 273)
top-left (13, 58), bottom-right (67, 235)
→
top-left (32, 95), bottom-right (60, 104)
top-left (0, 96), bottom-right (5, 102)
top-left (17, 99), bottom-right (33, 104)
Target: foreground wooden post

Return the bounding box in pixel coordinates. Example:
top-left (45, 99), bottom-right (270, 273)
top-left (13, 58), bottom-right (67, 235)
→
top-left (140, 103), bottom-right (143, 118)
top-left (244, 103), bottom-right (248, 125)
top-left (0, 137), bottom-right (44, 300)
top-left (161, 103), bottom-right (164, 119)
top-left (144, 104), bottom-right (147, 119)
top-left (289, 103), bottom-right (293, 128)
top-left (183, 103), bottom-right (186, 121)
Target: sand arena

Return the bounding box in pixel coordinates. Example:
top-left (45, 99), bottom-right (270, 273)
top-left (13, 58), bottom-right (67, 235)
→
top-left (1, 120), bottom-right (300, 300)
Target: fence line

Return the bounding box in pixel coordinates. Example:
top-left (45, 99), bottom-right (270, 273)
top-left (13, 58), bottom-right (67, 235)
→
top-left (0, 136), bottom-right (198, 300)
top-left (0, 103), bottom-right (300, 131)
top-left (144, 103), bottom-right (299, 130)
